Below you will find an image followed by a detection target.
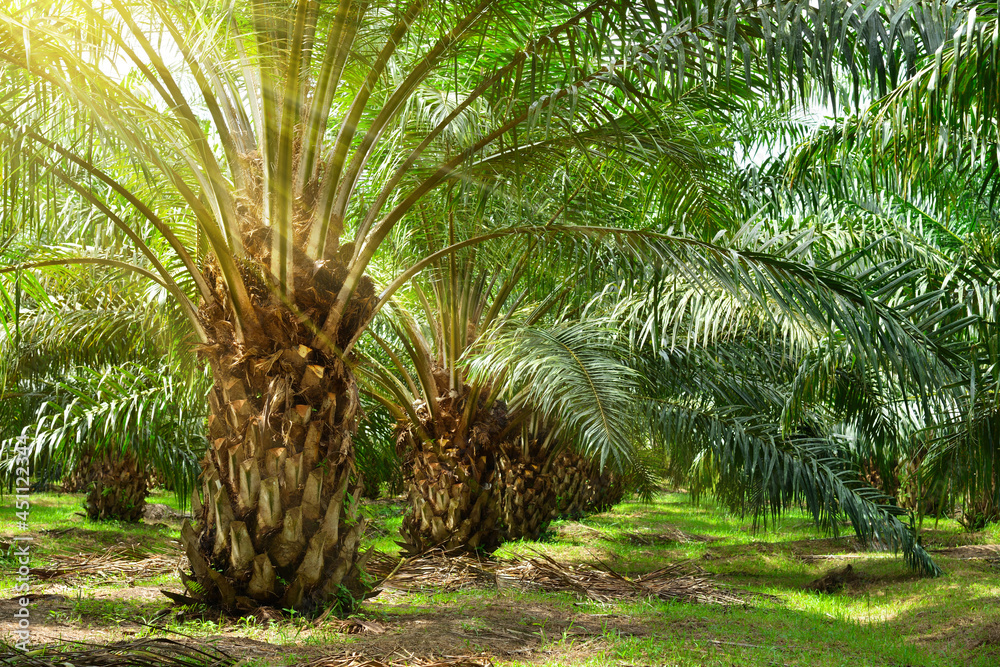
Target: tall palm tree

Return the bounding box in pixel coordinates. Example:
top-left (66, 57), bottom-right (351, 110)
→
top-left (5, 362), bottom-right (209, 521)
top-left (0, 0), bottom-right (961, 612)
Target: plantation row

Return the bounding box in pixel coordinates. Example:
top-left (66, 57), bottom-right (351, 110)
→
top-left (0, 0), bottom-right (997, 617)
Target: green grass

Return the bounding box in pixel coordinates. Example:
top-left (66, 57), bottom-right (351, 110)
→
top-left (0, 490), bottom-right (997, 666)
top-left (0, 489), bottom-right (185, 594)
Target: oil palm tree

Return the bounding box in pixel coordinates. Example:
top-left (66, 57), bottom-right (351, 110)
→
top-left (0, 228), bottom-right (207, 520)
top-left (6, 362), bottom-right (209, 521)
top-left (363, 249), bottom-right (642, 551)
top-left (601, 208), bottom-right (979, 575)
top-left (772, 126), bottom-right (1000, 530)
top-left (0, 0), bottom-right (963, 612)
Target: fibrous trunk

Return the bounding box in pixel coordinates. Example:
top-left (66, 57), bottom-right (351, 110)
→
top-left (71, 448), bottom-right (149, 522)
top-left (859, 457), bottom-right (900, 500)
top-left (549, 450), bottom-right (624, 520)
top-left (177, 260), bottom-right (376, 614)
top-left (397, 386), bottom-right (506, 555)
top-left (498, 438), bottom-right (557, 542)
top-left (585, 462), bottom-right (626, 514)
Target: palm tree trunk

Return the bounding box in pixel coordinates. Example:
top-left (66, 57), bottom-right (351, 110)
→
top-left (498, 438), bottom-right (557, 542)
top-left (549, 449), bottom-right (592, 520)
top-left (549, 450), bottom-right (625, 520)
top-left (397, 396), bottom-right (506, 554)
top-left (585, 463), bottom-right (626, 514)
top-left (897, 445), bottom-right (944, 518)
top-left (177, 263), bottom-right (374, 614)
top-left (70, 448), bottom-right (149, 522)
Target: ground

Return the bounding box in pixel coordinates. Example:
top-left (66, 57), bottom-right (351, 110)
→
top-left (1, 490), bottom-right (998, 666)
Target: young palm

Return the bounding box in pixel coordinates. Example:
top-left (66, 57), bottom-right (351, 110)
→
top-left (0, 265), bottom-right (206, 520)
top-left (363, 250), bottom-right (638, 551)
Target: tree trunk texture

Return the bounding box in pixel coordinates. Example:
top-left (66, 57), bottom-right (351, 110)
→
top-left (958, 493), bottom-right (1000, 531)
top-left (858, 457), bottom-right (900, 500)
top-left (177, 258), bottom-right (377, 614)
top-left (498, 438), bottom-right (557, 541)
top-left (72, 448), bottom-right (149, 522)
top-left (63, 453), bottom-right (99, 493)
top-left (149, 469), bottom-right (176, 492)
top-left (549, 450), bottom-right (593, 520)
top-left (397, 382), bottom-right (507, 555)
top-left (585, 462), bottom-right (626, 514)
top-left (549, 450), bottom-right (625, 520)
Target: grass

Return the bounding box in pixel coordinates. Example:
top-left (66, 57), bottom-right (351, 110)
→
top-left (0, 489), bottom-right (997, 666)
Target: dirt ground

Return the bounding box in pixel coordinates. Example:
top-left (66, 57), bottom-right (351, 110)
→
top-left (3, 495), bottom-right (998, 666)
top-left (0, 581), bottom-right (656, 663)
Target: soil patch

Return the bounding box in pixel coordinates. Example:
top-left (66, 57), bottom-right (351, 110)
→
top-left (0, 585), bottom-right (174, 644)
top-left (40, 527), bottom-right (135, 547)
top-left (973, 620), bottom-right (1000, 649)
top-left (703, 536), bottom-right (862, 562)
top-left (549, 523), bottom-right (607, 544)
top-left (930, 544), bottom-right (1000, 559)
top-left (918, 529), bottom-right (990, 549)
top-left (302, 655), bottom-right (493, 667)
top-left (0, 637), bottom-right (236, 666)
top-left (802, 565), bottom-right (922, 596)
top-left (356, 599), bottom-right (649, 658)
top-left (621, 525), bottom-right (716, 545)
top-left (368, 550), bottom-right (769, 605)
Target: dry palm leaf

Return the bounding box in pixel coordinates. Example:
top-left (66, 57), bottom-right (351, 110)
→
top-left (32, 545), bottom-right (178, 582)
top-left (501, 551), bottom-right (769, 605)
top-left (367, 550), bottom-right (498, 592)
top-left (367, 550), bottom-right (775, 605)
top-left (621, 527), bottom-right (715, 545)
top-left (0, 638), bottom-right (234, 667)
top-left (300, 655), bottom-right (493, 667)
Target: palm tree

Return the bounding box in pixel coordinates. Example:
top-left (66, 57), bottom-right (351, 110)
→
top-left (6, 362), bottom-right (209, 521)
top-left (799, 1), bottom-right (1000, 529)
top-left (0, 240), bottom-right (206, 520)
top-left (474, 321), bottom-right (651, 531)
top-left (600, 207), bottom-right (979, 574)
top-left (777, 141), bottom-right (1000, 529)
top-left (753, 0), bottom-right (1000, 526)
top-left (363, 250), bottom-right (642, 551)
top-left (0, 0), bottom-right (961, 611)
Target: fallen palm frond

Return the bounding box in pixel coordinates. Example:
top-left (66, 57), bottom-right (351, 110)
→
top-left (309, 608), bottom-right (388, 635)
top-left (804, 564), bottom-right (863, 593)
top-left (32, 545), bottom-right (178, 581)
top-left (927, 545), bottom-right (1000, 559)
top-left (367, 550), bottom-right (774, 605)
top-left (367, 550), bottom-right (498, 592)
top-left (500, 552), bottom-right (770, 605)
top-left (300, 655), bottom-right (493, 667)
top-left (0, 638), bottom-right (234, 667)
top-left (551, 523), bottom-right (610, 541)
top-left (621, 527), bottom-right (715, 545)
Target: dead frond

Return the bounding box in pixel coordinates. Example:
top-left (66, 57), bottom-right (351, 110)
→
top-left (32, 545), bottom-right (178, 582)
top-left (0, 638), bottom-right (234, 667)
top-left (621, 527), bottom-right (715, 545)
top-left (366, 549), bottom-right (775, 605)
top-left (300, 655), bottom-right (493, 667)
